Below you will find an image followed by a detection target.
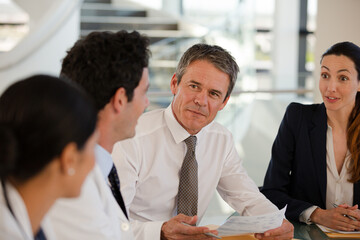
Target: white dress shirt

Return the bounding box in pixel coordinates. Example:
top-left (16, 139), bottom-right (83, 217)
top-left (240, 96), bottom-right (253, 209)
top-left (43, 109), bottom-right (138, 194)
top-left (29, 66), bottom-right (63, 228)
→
top-left (112, 105), bottom-right (278, 240)
top-left (0, 181), bottom-right (56, 240)
top-left (299, 125), bottom-right (353, 223)
top-left (48, 145), bottom-right (134, 240)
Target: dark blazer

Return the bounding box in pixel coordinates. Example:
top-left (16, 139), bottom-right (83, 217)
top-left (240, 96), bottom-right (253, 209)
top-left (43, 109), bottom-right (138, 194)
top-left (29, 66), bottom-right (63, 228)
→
top-left (261, 102), bottom-right (360, 221)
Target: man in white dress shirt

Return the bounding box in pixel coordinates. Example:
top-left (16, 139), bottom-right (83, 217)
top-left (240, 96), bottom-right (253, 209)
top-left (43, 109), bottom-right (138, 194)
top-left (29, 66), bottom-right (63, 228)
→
top-left (112, 43), bottom-right (294, 239)
top-left (48, 31), bottom-right (150, 239)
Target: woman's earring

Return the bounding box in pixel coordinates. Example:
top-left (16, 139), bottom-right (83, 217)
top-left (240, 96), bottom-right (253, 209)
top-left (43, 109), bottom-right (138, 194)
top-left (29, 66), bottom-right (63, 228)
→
top-left (67, 168), bottom-right (76, 176)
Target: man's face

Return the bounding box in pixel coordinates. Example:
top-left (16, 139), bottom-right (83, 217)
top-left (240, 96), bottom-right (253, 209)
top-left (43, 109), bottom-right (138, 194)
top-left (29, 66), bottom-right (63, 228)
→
top-left (170, 60), bottom-right (230, 135)
top-left (122, 68), bottom-right (150, 138)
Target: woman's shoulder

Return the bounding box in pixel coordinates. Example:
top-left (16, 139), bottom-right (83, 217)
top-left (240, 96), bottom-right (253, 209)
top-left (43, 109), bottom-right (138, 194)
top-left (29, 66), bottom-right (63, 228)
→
top-left (286, 102), bottom-right (324, 116)
top-left (283, 103), bottom-right (325, 130)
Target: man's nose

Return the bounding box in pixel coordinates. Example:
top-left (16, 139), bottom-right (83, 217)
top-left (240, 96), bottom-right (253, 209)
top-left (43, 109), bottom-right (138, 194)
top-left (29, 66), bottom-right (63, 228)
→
top-left (194, 90), bottom-right (207, 106)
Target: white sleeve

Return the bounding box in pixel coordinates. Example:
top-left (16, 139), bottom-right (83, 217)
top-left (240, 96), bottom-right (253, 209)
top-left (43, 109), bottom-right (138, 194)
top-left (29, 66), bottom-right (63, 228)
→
top-left (48, 166), bottom-right (130, 240)
top-left (130, 220), bottom-right (163, 240)
top-left (112, 140), bottom-right (165, 240)
top-left (217, 140), bottom-right (278, 216)
top-left (299, 206), bottom-right (318, 224)
top-left (112, 140), bottom-right (140, 211)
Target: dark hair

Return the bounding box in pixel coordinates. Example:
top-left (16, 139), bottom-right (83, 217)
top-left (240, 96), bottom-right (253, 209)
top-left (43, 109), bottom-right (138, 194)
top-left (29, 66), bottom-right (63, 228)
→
top-left (0, 126), bottom-right (17, 178)
top-left (175, 43), bottom-right (239, 101)
top-left (321, 41), bottom-right (360, 183)
top-left (0, 75), bottom-right (97, 182)
top-left (60, 30), bottom-right (151, 111)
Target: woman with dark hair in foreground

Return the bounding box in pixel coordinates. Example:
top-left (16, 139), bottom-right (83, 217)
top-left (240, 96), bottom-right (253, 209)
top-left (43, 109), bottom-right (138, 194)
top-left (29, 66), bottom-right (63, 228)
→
top-left (0, 75), bottom-right (97, 239)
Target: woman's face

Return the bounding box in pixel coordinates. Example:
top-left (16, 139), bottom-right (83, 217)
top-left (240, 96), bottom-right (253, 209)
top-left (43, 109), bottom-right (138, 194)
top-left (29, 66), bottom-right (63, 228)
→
top-left (319, 54), bottom-right (360, 116)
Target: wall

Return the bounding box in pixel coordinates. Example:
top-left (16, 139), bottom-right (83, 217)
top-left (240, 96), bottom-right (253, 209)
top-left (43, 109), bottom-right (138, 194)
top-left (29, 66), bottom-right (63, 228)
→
top-left (313, 0), bottom-right (360, 102)
top-left (0, 0), bottom-right (81, 94)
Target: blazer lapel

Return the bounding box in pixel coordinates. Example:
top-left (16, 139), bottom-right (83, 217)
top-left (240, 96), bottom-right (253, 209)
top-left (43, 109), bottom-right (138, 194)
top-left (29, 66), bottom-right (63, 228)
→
top-left (354, 181), bottom-right (360, 205)
top-left (309, 103), bottom-right (327, 207)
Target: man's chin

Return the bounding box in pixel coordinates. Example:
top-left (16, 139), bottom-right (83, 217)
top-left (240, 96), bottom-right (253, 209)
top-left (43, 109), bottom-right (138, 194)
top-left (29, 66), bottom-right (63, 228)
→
top-left (121, 130), bottom-right (136, 141)
top-left (129, 131), bottom-right (136, 139)
top-left (185, 123), bottom-right (206, 134)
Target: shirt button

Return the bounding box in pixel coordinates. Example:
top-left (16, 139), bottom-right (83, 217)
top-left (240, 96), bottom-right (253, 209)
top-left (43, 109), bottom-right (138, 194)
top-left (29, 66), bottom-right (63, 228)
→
top-left (121, 222), bottom-right (129, 232)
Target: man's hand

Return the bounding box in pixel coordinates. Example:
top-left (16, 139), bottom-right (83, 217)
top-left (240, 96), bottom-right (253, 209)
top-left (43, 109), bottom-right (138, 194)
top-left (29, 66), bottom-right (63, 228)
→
top-left (254, 219), bottom-right (294, 240)
top-left (310, 205), bottom-right (360, 231)
top-left (161, 214), bottom-right (219, 240)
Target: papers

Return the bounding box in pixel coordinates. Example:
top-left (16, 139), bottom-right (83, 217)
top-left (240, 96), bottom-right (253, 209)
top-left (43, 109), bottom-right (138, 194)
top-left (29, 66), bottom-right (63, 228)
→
top-left (217, 206), bottom-right (287, 237)
top-left (317, 224), bottom-right (360, 234)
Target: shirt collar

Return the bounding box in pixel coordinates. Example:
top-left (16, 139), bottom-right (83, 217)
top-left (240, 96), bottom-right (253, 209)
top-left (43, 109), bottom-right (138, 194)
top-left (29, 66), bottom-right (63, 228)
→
top-left (164, 104), bottom-right (210, 144)
top-left (95, 144), bottom-right (113, 179)
top-left (1, 181), bottom-right (33, 239)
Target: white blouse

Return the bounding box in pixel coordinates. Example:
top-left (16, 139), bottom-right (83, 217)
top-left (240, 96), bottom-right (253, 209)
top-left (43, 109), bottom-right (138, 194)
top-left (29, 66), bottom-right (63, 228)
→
top-left (0, 181), bottom-right (56, 240)
top-left (300, 125), bottom-right (353, 223)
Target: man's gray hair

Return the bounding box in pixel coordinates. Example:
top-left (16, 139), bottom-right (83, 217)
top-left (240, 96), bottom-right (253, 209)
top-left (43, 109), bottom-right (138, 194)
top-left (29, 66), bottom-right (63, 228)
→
top-left (175, 43), bottom-right (239, 101)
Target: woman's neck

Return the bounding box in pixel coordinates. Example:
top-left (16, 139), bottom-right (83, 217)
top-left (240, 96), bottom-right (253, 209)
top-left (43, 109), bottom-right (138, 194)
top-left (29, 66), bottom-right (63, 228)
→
top-left (326, 109), bottom-right (351, 133)
top-left (10, 175), bottom-right (58, 235)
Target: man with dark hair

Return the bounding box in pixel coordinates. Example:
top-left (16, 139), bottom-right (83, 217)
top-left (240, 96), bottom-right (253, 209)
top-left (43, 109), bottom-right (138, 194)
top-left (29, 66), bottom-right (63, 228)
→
top-left (113, 43), bottom-right (294, 239)
top-left (49, 30), bottom-right (150, 240)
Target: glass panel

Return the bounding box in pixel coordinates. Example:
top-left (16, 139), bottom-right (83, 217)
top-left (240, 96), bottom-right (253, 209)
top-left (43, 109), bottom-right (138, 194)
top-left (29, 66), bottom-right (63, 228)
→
top-left (0, 0), bottom-right (29, 52)
top-left (127, 0), bottom-right (318, 226)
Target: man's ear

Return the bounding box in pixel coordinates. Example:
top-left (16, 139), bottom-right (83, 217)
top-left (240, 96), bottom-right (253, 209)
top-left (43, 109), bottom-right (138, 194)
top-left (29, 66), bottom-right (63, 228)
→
top-left (58, 142), bottom-right (78, 176)
top-left (219, 96), bottom-right (230, 111)
top-left (170, 74), bottom-right (178, 95)
top-left (112, 87), bottom-right (128, 113)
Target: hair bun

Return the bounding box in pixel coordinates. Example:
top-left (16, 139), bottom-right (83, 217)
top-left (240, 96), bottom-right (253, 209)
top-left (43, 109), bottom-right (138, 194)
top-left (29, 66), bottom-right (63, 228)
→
top-left (0, 125), bottom-right (17, 178)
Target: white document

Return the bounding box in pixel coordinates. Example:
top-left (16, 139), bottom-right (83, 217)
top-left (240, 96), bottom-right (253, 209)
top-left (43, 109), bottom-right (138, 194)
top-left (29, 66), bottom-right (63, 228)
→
top-left (217, 206), bottom-right (287, 236)
top-left (317, 224), bottom-right (360, 234)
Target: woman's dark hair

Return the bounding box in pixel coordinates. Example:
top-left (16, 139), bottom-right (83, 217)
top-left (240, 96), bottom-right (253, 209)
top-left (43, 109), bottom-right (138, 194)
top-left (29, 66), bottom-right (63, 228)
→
top-left (321, 41), bottom-right (360, 183)
top-left (0, 75), bottom-right (97, 182)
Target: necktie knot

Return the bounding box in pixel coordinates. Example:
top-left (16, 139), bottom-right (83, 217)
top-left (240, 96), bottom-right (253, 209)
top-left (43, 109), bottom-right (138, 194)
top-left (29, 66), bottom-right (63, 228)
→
top-left (185, 135), bottom-right (197, 152)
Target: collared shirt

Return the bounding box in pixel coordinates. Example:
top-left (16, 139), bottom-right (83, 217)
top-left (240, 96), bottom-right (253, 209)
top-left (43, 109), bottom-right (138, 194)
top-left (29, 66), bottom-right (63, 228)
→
top-left (0, 181), bottom-right (55, 240)
top-left (48, 146), bottom-right (134, 240)
top-left (95, 144), bottom-right (113, 181)
top-left (112, 105), bottom-right (278, 240)
top-left (299, 125), bottom-right (353, 224)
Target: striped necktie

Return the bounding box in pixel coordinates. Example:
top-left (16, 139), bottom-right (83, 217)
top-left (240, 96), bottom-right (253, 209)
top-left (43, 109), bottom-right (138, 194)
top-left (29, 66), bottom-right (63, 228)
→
top-left (177, 135), bottom-right (198, 216)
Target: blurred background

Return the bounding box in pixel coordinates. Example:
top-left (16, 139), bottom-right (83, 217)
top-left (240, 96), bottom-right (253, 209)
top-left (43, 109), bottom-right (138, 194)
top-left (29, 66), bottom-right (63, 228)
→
top-left (1, 0), bottom-right (360, 226)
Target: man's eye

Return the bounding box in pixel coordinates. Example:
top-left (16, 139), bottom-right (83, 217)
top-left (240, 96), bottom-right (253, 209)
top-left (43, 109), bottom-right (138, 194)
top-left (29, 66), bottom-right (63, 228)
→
top-left (210, 92), bottom-right (219, 97)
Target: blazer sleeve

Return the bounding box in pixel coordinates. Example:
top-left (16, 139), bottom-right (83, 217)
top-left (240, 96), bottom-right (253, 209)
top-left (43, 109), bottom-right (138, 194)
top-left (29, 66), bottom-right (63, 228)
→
top-left (261, 103), bottom-right (315, 221)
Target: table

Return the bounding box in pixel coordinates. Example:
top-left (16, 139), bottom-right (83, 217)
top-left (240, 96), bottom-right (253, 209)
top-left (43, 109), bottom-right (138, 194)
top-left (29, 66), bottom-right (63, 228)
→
top-left (292, 221), bottom-right (360, 240)
top-left (218, 221), bottom-right (360, 240)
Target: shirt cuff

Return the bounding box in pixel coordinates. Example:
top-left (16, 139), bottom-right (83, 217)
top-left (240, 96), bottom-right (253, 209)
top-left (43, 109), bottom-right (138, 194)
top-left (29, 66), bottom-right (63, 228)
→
top-left (299, 206), bottom-right (318, 224)
top-left (131, 220), bottom-right (164, 240)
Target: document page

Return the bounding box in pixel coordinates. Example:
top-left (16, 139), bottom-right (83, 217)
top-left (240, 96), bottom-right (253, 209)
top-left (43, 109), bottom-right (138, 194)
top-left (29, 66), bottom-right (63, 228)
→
top-left (217, 206), bottom-right (287, 237)
top-left (317, 224), bottom-right (360, 234)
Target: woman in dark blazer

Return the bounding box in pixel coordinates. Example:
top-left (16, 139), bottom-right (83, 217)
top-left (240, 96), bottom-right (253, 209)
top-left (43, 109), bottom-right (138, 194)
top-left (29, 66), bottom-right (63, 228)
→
top-left (262, 41), bottom-right (360, 231)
